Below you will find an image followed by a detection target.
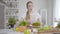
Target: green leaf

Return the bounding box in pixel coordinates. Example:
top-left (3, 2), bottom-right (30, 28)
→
top-left (8, 17), bottom-right (16, 25)
top-left (19, 20), bottom-right (27, 26)
top-left (32, 22), bottom-right (40, 26)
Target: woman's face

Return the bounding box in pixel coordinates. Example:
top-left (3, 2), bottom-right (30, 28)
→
top-left (28, 3), bottom-right (33, 11)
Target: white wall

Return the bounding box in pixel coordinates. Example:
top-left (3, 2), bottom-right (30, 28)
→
top-left (54, 0), bottom-right (60, 19)
top-left (53, 0), bottom-right (60, 27)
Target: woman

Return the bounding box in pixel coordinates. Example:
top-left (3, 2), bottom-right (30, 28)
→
top-left (20, 1), bottom-right (41, 24)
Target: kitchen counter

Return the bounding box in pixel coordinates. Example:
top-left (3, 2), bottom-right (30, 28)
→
top-left (0, 28), bottom-right (60, 34)
top-left (0, 29), bottom-right (33, 34)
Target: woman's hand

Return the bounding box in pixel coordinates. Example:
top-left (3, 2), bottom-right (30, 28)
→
top-left (20, 17), bottom-right (24, 21)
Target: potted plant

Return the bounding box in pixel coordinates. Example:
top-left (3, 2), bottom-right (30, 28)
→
top-left (8, 17), bottom-right (16, 28)
top-left (15, 10), bottom-right (19, 14)
top-left (32, 22), bottom-right (41, 28)
top-left (10, 3), bottom-right (12, 7)
top-left (19, 20), bottom-right (27, 32)
top-left (56, 23), bottom-right (60, 29)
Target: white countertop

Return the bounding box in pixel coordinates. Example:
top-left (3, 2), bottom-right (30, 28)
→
top-left (0, 29), bottom-right (33, 34)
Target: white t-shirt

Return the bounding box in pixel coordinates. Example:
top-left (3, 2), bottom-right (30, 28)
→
top-left (21, 12), bottom-right (41, 24)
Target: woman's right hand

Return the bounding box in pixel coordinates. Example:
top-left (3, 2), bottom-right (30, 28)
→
top-left (20, 17), bottom-right (24, 21)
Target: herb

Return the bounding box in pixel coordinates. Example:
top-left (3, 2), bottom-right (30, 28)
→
top-left (19, 20), bottom-right (27, 26)
top-left (32, 22), bottom-right (40, 26)
top-left (8, 17), bottom-right (16, 25)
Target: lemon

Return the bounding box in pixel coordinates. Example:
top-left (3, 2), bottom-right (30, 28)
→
top-left (15, 27), bottom-right (19, 32)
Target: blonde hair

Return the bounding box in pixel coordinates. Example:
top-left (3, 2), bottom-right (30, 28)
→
top-left (26, 11), bottom-right (30, 20)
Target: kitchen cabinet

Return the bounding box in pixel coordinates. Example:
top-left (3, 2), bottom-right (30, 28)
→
top-left (0, 3), bottom-right (5, 29)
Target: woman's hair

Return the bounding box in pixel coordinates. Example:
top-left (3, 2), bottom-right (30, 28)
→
top-left (26, 11), bottom-right (30, 20)
top-left (26, 1), bottom-right (33, 8)
top-left (26, 1), bottom-right (33, 20)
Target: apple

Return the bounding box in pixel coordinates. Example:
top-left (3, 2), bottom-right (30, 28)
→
top-left (24, 29), bottom-right (31, 34)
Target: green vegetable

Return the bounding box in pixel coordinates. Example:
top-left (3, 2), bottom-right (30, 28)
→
top-left (32, 22), bottom-right (40, 26)
top-left (43, 26), bottom-right (51, 30)
top-left (37, 26), bottom-right (51, 31)
top-left (19, 20), bottom-right (27, 26)
top-left (38, 28), bottom-right (44, 31)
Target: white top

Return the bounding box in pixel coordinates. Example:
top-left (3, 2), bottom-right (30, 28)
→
top-left (21, 12), bottom-right (41, 24)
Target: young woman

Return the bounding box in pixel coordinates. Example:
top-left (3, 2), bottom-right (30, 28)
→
top-left (20, 1), bottom-right (41, 24)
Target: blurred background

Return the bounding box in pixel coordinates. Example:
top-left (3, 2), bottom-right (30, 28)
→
top-left (0, 0), bottom-right (60, 29)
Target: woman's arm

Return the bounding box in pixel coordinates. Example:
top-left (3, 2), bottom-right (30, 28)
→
top-left (20, 17), bottom-right (24, 21)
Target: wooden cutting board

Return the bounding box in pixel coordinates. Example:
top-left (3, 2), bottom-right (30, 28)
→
top-left (37, 28), bottom-right (60, 34)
